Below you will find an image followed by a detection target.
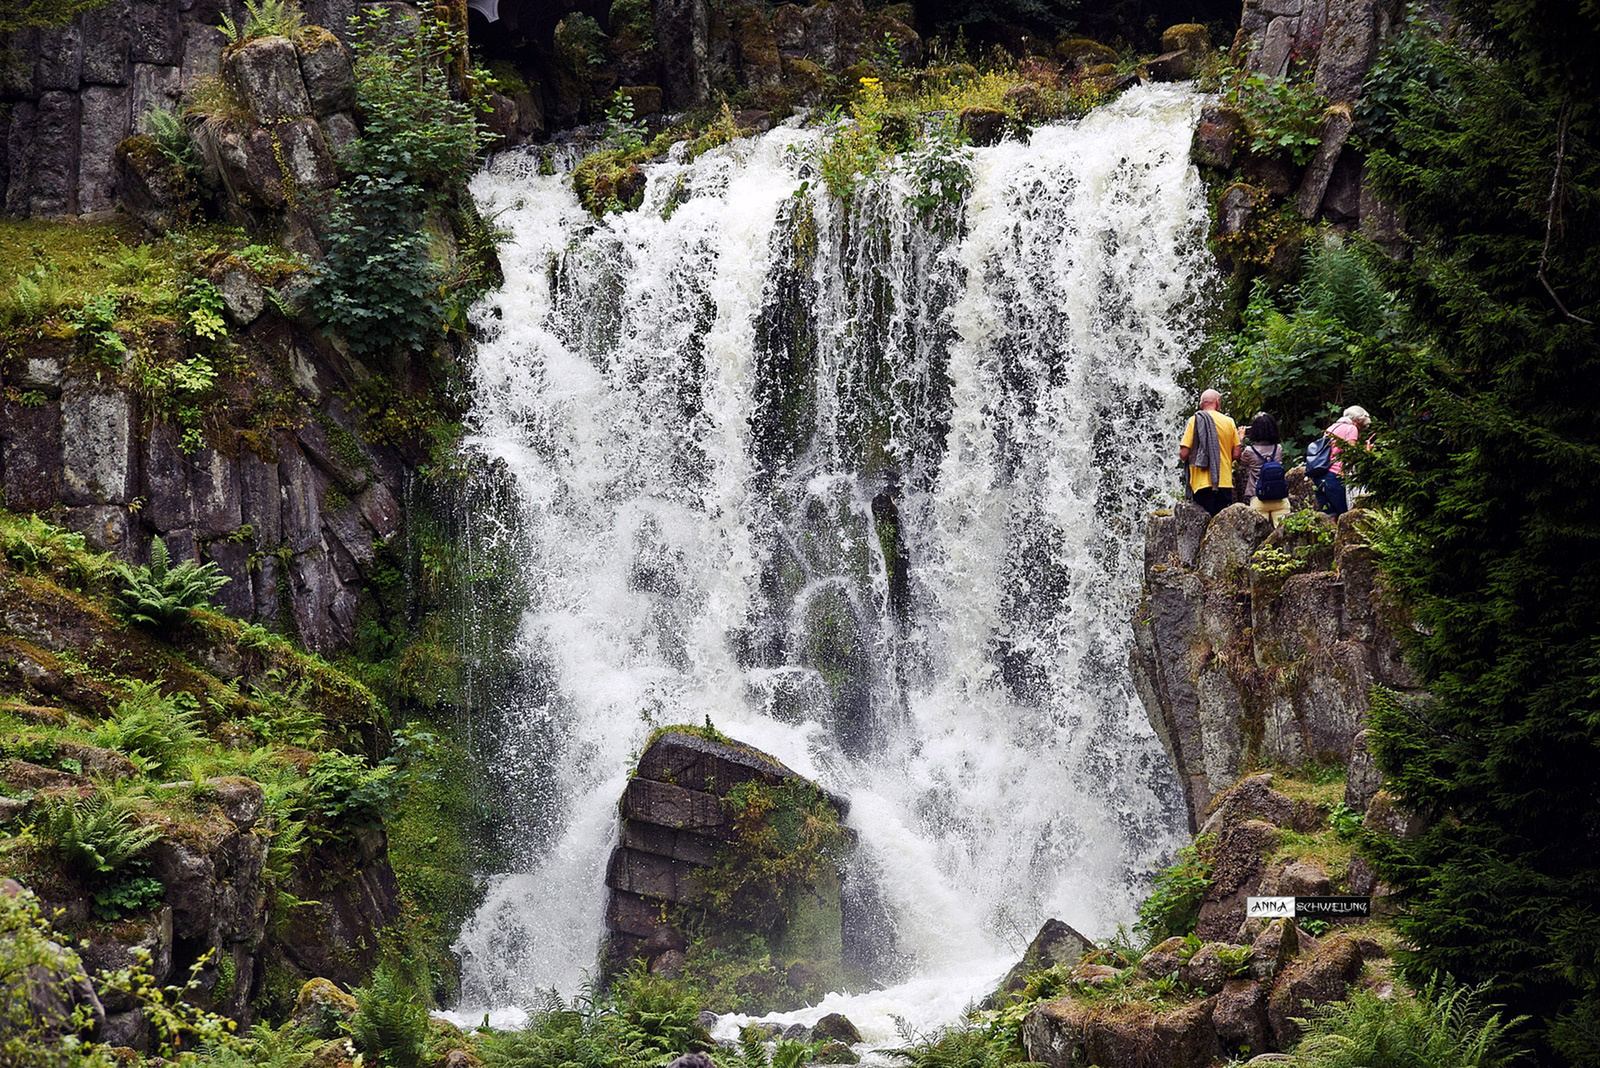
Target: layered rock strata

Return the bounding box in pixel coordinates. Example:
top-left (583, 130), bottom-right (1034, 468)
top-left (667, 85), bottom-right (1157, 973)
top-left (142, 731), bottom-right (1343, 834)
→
top-left (603, 729), bottom-right (852, 985)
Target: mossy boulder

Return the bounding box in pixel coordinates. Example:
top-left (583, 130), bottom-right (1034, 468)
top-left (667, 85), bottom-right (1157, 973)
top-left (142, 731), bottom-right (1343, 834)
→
top-left (1054, 36), bottom-right (1117, 69)
top-left (603, 728), bottom-right (853, 1012)
top-left (292, 977), bottom-right (358, 1036)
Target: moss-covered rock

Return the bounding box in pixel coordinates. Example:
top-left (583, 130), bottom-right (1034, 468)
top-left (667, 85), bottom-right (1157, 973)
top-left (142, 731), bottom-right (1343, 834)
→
top-left (603, 728), bottom-right (853, 1012)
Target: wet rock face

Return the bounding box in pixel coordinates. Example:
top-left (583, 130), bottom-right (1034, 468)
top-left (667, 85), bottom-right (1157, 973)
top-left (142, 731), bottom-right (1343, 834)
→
top-left (603, 729), bottom-right (853, 999)
top-left (1132, 504), bottom-right (1423, 827)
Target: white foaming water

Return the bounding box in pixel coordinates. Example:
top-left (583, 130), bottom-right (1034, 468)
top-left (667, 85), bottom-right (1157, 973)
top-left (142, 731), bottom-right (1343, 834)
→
top-left (446, 84), bottom-right (1214, 1039)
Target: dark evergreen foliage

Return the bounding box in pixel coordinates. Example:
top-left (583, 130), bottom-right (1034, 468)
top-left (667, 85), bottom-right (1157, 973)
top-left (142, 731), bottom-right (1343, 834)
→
top-left (1354, 23), bottom-right (1600, 1065)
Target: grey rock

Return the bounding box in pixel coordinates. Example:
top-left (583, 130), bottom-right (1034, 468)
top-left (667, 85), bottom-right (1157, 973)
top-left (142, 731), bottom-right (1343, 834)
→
top-left (1252, 16), bottom-right (1296, 79)
top-left (277, 442), bottom-right (325, 552)
top-left (181, 25), bottom-right (227, 93)
top-left (226, 35), bottom-right (313, 125)
top-left (1216, 183), bottom-right (1261, 240)
top-left (1344, 728), bottom-right (1383, 811)
top-left (813, 1013), bottom-right (863, 1045)
top-left (35, 24), bottom-right (83, 91)
top-left (297, 29), bottom-right (356, 115)
top-left (1267, 935), bottom-right (1363, 1046)
top-left (1, 399), bottom-right (63, 510)
top-left (319, 110), bottom-right (359, 160)
top-left (277, 116), bottom-right (338, 193)
top-left (1198, 504), bottom-right (1271, 588)
top-left (996, 918), bottom-right (1094, 996)
top-left (238, 452), bottom-right (282, 546)
top-left (1315, 0), bottom-right (1398, 102)
top-left (1136, 935), bottom-right (1189, 980)
top-left (251, 552), bottom-right (281, 625)
top-left (131, 62), bottom-right (183, 125)
top-left (79, 85), bottom-right (134, 214)
top-left (1249, 917), bottom-right (1298, 981)
top-left (14, 356), bottom-right (63, 392)
top-left (142, 422), bottom-right (196, 532)
top-left (63, 505), bottom-right (136, 560)
top-left (1296, 106), bottom-right (1354, 220)
top-left (215, 265), bottom-right (267, 326)
top-left (131, 0), bottom-right (182, 64)
top-left (1144, 49), bottom-right (1196, 81)
top-left (1192, 105), bottom-right (1241, 170)
top-left (203, 540), bottom-right (252, 617)
top-left (1213, 978), bottom-right (1270, 1052)
top-left (1179, 942), bottom-right (1243, 994)
top-left (81, 0), bottom-right (134, 85)
top-left (288, 548), bottom-right (354, 650)
top-left (61, 387), bottom-right (136, 505)
top-left (7, 93), bottom-right (80, 217)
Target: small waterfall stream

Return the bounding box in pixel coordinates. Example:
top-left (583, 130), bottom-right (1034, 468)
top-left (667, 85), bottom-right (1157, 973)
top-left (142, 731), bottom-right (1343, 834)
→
top-left (444, 83), bottom-right (1215, 1040)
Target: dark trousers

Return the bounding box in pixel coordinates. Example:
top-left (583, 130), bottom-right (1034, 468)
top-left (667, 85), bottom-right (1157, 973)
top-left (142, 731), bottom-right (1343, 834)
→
top-left (1314, 471), bottom-right (1348, 516)
top-left (1193, 487), bottom-right (1233, 516)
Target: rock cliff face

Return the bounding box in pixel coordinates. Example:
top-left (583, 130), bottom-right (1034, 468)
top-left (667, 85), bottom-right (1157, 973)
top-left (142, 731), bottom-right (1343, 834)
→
top-left (0, 0), bottom-right (365, 218)
top-left (1131, 498), bottom-right (1421, 828)
top-left (1, 323), bottom-right (420, 652)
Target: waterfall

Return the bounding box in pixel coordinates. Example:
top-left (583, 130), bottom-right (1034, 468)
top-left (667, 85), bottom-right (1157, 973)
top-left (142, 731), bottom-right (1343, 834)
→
top-left (446, 83), bottom-right (1214, 1038)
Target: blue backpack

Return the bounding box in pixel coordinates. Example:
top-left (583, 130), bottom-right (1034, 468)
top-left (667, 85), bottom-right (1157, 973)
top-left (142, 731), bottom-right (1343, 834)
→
top-left (1305, 434), bottom-right (1335, 478)
top-left (1252, 446), bottom-right (1288, 501)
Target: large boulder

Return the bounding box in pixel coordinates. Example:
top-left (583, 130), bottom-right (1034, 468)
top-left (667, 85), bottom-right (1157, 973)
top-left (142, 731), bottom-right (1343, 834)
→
top-left (994, 918), bottom-right (1094, 997)
top-left (225, 35), bottom-right (313, 125)
top-left (1266, 934), bottom-right (1366, 1046)
top-left (602, 729), bottom-right (853, 1010)
top-left (1025, 996), bottom-right (1217, 1068)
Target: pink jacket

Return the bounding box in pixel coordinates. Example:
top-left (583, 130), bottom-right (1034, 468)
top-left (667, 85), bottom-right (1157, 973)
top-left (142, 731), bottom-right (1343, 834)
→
top-left (1327, 418), bottom-right (1361, 475)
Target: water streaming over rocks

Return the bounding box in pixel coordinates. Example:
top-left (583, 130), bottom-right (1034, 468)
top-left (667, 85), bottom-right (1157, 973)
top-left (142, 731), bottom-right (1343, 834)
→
top-left (444, 83), bottom-right (1215, 1037)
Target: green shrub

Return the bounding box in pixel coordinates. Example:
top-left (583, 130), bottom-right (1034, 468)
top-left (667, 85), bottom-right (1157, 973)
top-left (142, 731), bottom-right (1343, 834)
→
top-left (111, 536), bottom-right (230, 630)
top-left (1135, 833), bottom-right (1217, 942)
top-left (0, 885), bottom-right (116, 1068)
top-left (0, 513), bottom-right (108, 591)
top-left (1229, 72), bottom-right (1329, 165)
top-left (305, 751), bottom-right (400, 826)
top-left (1291, 979), bottom-right (1528, 1068)
top-left (889, 1021), bottom-right (1023, 1068)
top-left (92, 681), bottom-right (203, 774)
top-left (92, 874), bottom-right (166, 921)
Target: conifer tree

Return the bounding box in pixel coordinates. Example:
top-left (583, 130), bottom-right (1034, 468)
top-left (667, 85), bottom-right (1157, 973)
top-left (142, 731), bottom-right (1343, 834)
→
top-left (1355, 10), bottom-right (1600, 1063)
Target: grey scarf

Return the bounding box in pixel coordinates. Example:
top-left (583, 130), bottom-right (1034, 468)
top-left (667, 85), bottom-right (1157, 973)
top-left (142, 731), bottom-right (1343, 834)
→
top-left (1189, 410), bottom-right (1222, 489)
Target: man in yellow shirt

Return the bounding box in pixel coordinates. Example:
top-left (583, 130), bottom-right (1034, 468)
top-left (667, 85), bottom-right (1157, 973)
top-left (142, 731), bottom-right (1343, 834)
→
top-left (1177, 389), bottom-right (1241, 517)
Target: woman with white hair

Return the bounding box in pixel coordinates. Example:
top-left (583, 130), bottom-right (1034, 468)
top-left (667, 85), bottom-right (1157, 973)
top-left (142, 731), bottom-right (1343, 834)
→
top-left (1316, 405), bottom-right (1371, 517)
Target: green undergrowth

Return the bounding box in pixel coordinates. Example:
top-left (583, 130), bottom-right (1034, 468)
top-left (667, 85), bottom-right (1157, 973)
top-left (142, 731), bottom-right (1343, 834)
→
top-left (570, 57), bottom-right (1121, 218)
top-left (0, 509), bottom-right (469, 1015)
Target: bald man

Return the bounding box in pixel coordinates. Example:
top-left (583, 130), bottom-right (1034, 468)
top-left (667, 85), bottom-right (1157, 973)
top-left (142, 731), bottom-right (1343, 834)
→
top-left (1178, 389), bottom-right (1242, 517)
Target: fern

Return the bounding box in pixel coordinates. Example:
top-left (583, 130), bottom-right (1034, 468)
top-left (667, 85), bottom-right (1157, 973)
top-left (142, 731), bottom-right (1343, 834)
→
top-left (112, 537), bottom-right (230, 630)
top-left (353, 965), bottom-right (429, 1068)
top-left (1291, 977), bottom-right (1529, 1068)
top-left (218, 0), bottom-right (304, 44)
top-left (38, 791), bottom-right (161, 882)
top-left (92, 681), bottom-right (202, 774)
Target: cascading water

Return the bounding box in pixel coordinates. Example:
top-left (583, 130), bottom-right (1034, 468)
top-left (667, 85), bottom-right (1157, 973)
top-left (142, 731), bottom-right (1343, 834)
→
top-left (446, 83), bottom-right (1215, 1040)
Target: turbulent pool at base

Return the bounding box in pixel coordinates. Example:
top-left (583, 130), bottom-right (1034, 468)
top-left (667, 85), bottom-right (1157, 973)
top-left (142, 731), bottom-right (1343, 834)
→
top-left (440, 84), bottom-right (1215, 1040)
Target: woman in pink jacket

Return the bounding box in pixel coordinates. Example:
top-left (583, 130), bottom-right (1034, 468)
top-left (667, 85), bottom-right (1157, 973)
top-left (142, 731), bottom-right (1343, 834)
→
top-left (1316, 405), bottom-right (1370, 517)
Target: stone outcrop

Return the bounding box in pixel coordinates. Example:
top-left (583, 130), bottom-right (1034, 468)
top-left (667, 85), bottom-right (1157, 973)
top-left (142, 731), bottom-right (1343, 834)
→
top-left (603, 729), bottom-right (853, 1006)
top-left (0, 0), bottom-right (370, 217)
top-left (1132, 501), bottom-right (1422, 827)
top-left (1, 335), bottom-right (416, 651)
top-left (994, 918), bottom-right (1094, 998)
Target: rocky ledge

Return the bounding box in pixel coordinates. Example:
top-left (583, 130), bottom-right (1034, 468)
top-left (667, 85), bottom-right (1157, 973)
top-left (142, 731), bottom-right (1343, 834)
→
top-left (1131, 491), bottom-right (1422, 828)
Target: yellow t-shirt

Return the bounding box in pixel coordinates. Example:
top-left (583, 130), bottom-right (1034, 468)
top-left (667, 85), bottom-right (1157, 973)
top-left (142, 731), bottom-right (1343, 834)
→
top-left (1181, 412), bottom-right (1239, 493)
